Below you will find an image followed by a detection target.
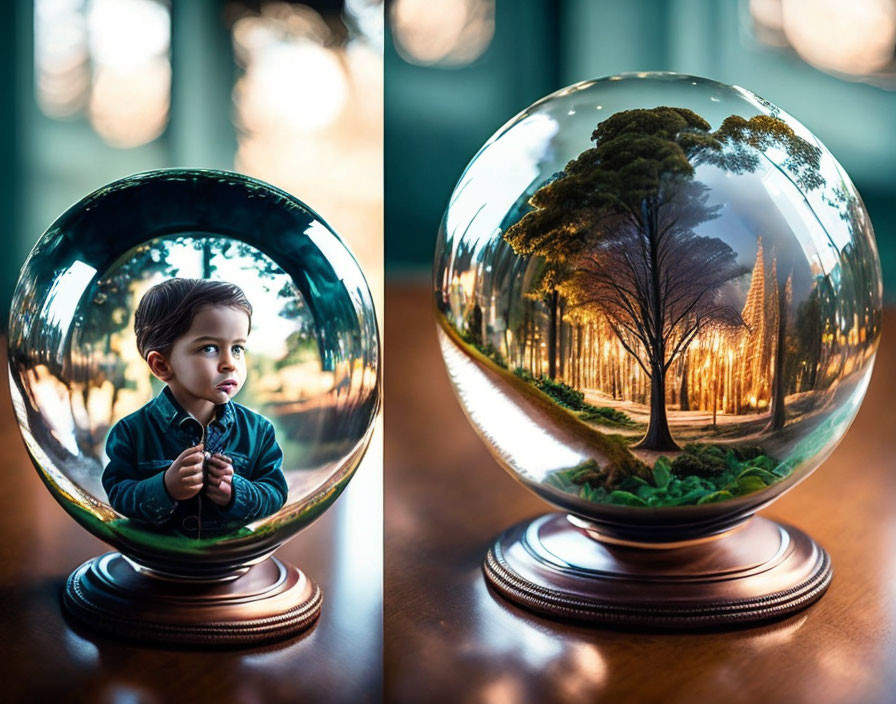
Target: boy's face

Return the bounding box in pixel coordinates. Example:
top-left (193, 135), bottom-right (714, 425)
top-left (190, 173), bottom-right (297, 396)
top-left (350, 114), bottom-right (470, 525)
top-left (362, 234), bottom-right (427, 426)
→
top-left (153, 305), bottom-right (250, 410)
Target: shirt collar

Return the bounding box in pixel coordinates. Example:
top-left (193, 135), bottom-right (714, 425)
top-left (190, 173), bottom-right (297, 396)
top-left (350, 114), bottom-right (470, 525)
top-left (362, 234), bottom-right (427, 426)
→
top-left (149, 385), bottom-right (234, 430)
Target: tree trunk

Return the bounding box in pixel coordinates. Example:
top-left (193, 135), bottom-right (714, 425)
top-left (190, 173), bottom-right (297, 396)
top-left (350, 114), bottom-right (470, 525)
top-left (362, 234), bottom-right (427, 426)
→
top-left (547, 289), bottom-right (559, 379)
top-left (558, 299), bottom-right (566, 381)
top-left (634, 198), bottom-right (680, 451)
top-left (635, 362), bottom-right (680, 451)
top-left (768, 283), bottom-right (788, 431)
top-left (575, 323), bottom-right (583, 389)
top-left (679, 354), bottom-right (690, 411)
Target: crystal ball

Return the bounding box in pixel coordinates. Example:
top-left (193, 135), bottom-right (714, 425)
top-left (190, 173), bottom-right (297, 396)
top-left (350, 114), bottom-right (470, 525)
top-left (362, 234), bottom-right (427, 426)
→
top-left (8, 169), bottom-right (380, 575)
top-left (434, 73), bottom-right (881, 540)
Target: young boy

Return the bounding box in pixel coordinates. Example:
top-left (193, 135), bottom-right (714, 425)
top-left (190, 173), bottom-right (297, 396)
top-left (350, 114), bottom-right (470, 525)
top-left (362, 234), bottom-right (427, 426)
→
top-left (102, 278), bottom-right (288, 538)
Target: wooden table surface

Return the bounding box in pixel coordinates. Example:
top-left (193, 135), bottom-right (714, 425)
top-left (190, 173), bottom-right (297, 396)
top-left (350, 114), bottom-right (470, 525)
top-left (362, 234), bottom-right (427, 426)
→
top-left (1, 368), bottom-right (383, 703)
top-left (384, 282), bottom-right (896, 704)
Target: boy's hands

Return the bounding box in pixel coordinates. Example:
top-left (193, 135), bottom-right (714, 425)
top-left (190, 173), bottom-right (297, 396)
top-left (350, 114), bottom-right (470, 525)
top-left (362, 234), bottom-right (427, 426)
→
top-left (164, 443), bottom-right (205, 501)
top-left (205, 453), bottom-right (234, 506)
top-left (162, 446), bottom-right (234, 506)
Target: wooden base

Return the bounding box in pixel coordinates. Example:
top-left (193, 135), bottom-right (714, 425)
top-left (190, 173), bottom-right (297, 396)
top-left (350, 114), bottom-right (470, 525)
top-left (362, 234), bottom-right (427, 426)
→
top-left (484, 513), bottom-right (832, 629)
top-left (63, 553), bottom-right (322, 646)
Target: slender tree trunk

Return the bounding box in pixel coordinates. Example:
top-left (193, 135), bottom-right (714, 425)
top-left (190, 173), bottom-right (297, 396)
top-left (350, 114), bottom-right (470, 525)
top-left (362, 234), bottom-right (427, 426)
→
top-left (713, 378), bottom-right (718, 428)
top-left (768, 283), bottom-right (788, 431)
top-left (558, 299), bottom-right (566, 381)
top-left (521, 306), bottom-right (530, 371)
top-left (547, 289), bottom-right (559, 379)
top-left (575, 323), bottom-right (583, 389)
top-left (679, 353), bottom-right (690, 411)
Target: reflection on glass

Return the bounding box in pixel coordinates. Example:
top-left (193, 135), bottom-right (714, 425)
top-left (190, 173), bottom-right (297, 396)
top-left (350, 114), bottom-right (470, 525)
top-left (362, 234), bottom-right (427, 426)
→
top-left (8, 171), bottom-right (379, 568)
top-left (435, 74), bottom-right (881, 524)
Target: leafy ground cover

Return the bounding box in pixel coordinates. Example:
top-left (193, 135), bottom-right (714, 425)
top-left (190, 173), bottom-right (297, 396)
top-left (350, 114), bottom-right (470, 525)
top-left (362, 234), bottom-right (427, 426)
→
top-left (546, 443), bottom-right (793, 508)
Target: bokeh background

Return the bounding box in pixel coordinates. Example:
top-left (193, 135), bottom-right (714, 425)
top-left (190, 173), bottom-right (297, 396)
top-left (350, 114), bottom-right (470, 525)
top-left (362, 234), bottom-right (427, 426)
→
top-left (1, 0), bottom-right (382, 311)
top-left (0, 2), bottom-right (383, 697)
top-left (385, 0), bottom-right (896, 298)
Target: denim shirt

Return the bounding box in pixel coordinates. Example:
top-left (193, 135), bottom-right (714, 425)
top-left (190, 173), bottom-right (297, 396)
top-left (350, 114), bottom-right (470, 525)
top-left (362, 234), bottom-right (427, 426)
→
top-left (102, 386), bottom-right (288, 538)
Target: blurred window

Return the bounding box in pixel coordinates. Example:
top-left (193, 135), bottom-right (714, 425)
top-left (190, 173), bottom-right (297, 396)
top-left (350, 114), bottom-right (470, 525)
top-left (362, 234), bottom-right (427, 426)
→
top-left (389, 0), bottom-right (494, 67)
top-left (35, 0), bottom-right (171, 147)
top-left (749, 0), bottom-right (896, 87)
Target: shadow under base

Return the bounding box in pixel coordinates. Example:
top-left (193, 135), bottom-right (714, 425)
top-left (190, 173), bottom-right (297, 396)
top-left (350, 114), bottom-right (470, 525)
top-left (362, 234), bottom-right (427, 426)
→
top-left (484, 513), bottom-right (831, 629)
top-left (64, 552), bottom-right (321, 646)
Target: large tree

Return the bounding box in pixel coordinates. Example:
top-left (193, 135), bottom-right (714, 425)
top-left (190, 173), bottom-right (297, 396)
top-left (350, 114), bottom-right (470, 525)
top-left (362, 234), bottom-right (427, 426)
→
top-left (560, 181), bottom-right (746, 450)
top-left (505, 106), bottom-right (824, 450)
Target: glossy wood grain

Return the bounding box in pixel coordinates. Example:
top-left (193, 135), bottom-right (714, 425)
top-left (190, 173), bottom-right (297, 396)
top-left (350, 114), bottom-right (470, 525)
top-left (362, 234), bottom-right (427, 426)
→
top-left (0, 360), bottom-right (383, 703)
top-left (384, 282), bottom-right (896, 704)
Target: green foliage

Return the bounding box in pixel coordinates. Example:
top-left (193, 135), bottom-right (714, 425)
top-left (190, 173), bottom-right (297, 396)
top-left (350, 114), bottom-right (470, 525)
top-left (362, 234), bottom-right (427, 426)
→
top-left (652, 457), bottom-right (672, 489)
top-left (512, 368), bottom-right (634, 426)
top-left (608, 491), bottom-right (648, 507)
top-left (513, 366), bottom-right (534, 382)
top-left (729, 444), bottom-right (766, 462)
top-left (459, 330), bottom-right (506, 368)
top-left (670, 443), bottom-right (727, 478)
top-left (533, 375), bottom-right (586, 409)
top-left (577, 407), bottom-right (637, 426)
top-left (697, 491), bottom-right (734, 505)
top-left (710, 114), bottom-right (824, 191)
top-left (546, 459), bottom-right (602, 490)
top-left (547, 442), bottom-right (793, 509)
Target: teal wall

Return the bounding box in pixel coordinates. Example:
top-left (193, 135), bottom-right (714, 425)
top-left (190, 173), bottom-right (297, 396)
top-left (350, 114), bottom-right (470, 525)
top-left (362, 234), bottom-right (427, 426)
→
top-left (385, 0), bottom-right (562, 269)
top-left (385, 0), bottom-right (896, 301)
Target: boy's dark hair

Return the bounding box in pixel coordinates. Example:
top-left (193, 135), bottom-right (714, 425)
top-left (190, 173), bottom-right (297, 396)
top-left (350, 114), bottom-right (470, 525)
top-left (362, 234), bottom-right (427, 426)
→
top-left (135, 279), bottom-right (252, 359)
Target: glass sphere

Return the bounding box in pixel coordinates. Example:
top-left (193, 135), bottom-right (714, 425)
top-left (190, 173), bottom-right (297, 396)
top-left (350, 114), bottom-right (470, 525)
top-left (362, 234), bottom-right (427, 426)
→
top-left (434, 73), bottom-right (881, 540)
top-left (9, 169), bottom-right (380, 575)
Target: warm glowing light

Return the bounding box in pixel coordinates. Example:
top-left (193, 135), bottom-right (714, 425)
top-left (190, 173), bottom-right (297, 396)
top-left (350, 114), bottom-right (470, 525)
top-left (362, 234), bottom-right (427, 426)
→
top-left (390, 0), bottom-right (494, 66)
top-left (234, 33), bottom-right (348, 133)
top-left (781, 0), bottom-right (896, 76)
top-left (232, 2), bottom-right (383, 333)
top-left (499, 236), bottom-right (845, 417)
top-left (89, 60), bottom-right (170, 148)
top-left (87, 0), bottom-right (169, 70)
top-left (87, 0), bottom-right (170, 147)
